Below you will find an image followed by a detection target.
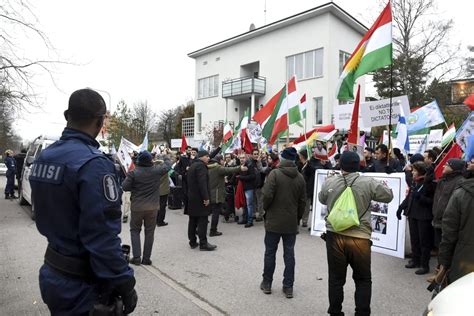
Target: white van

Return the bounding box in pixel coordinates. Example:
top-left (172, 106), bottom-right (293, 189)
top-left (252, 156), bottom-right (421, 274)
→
top-left (19, 135), bottom-right (59, 219)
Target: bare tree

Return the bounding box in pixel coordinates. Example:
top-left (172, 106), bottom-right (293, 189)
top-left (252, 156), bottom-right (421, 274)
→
top-left (157, 109), bottom-right (178, 147)
top-left (1, 0), bottom-right (64, 113)
top-left (131, 101), bottom-right (156, 143)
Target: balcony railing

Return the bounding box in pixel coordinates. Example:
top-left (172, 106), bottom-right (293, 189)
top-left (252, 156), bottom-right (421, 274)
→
top-left (222, 76), bottom-right (266, 99)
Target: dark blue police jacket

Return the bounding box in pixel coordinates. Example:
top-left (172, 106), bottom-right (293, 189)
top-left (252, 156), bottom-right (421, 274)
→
top-left (5, 156), bottom-right (16, 176)
top-left (30, 128), bottom-right (133, 287)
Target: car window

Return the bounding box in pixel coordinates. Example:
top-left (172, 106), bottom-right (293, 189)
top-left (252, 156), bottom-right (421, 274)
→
top-left (34, 144), bottom-right (43, 159)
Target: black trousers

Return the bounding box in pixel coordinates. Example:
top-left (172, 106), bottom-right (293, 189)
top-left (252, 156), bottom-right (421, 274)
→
top-left (210, 203), bottom-right (222, 232)
top-left (433, 227), bottom-right (442, 249)
top-left (262, 231), bottom-right (296, 288)
top-left (188, 215), bottom-right (208, 245)
top-left (326, 231), bottom-right (372, 316)
top-left (408, 217), bottom-right (433, 268)
top-left (157, 194), bottom-right (168, 224)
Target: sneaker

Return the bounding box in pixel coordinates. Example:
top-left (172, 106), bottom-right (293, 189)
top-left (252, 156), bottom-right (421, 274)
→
top-left (415, 267), bottom-right (429, 275)
top-left (405, 260), bottom-right (420, 269)
top-left (130, 257), bottom-right (141, 266)
top-left (141, 258), bottom-right (152, 265)
top-left (244, 223), bottom-right (253, 228)
top-left (199, 243), bottom-right (217, 251)
top-left (260, 281), bottom-right (272, 294)
top-left (282, 287), bottom-right (293, 299)
top-left (189, 241), bottom-right (199, 249)
top-left (157, 222), bottom-right (168, 227)
top-left (209, 231), bottom-right (223, 237)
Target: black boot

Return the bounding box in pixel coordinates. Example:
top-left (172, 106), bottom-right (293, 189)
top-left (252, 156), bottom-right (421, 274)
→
top-left (405, 260), bottom-right (420, 269)
top-left (199, 243), bottom-right (217, 251)
top-left (260, 280), bottom-right (272, 294)
top-left (415, 267), bottom-right (429, 275)
top-left (5, 194), bottom-right (9, 200)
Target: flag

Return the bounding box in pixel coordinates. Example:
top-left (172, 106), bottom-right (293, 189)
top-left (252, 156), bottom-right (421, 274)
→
top-left (434, 143), bottom-right (463, 179)
top-left (292, 124), bottom-right (336, 144)
top-left (253, 87), bottom-right (285, 125)
top-left (441, 123), bottom-right (456, 147)
top-left (336, 1), bottom-right (392, 100)
top-left (465, 135), bottom-right (474, 162)
top-left (464, 94), bottom-right (474, 111)
top-left (287, 76), bottom-right (302, 125)
top-left (299, 94), bottom-right (307, 119)
top-left (239, 110), bottom-right (254, 154)
top-left (139, 132), bottom-right (148, 152)
top-left (347, 85), bottom-right (361, 144)
top-left (180, 134), bottom-right (188, 153)
top-left (395, 104), bottom-right (410, 152)
top-left (407, 100), bottom-right (445, 133)
top-left (261, 85), bottom-right (288, 144)
top-left (223, 121), bottom-right (233, 143)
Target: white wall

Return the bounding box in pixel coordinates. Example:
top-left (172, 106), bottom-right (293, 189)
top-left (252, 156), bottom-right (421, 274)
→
top-left (192, 11), bottom-right (364, 140)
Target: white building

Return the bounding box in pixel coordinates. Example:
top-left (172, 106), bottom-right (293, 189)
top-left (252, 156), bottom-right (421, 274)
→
top-left (188, 2), bottom-right (367, 142)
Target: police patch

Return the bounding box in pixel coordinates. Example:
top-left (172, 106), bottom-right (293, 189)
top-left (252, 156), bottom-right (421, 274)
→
top-left (103, 174), bottom-right (119, 202)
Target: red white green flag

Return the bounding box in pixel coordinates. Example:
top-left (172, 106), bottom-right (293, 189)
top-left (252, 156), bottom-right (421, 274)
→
top-left (287, 76), bottom-right (302, 125)
top-left (299, 94), bottom-right (307, 119)
top-left (336, 1), bottom-right (392, 100)
top-left (261, 86), bottom-right (288, 144)
top-left (223, 121), bottom-right (233, 143)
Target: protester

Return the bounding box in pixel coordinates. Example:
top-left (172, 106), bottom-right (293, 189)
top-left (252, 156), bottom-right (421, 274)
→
top-left (13, 149), bottom-right (26, 191)
top-left (432, 159), bottom-right (465, 248)
top-left (122, 150), bottom-right (171, 265)
top-left (251, 149), bottom-right (265, 222)
top-left (157, 153), bottom-right (172, 227)
top-left (174, 146), bottom-right (193, 214)
top-left (30, 88), bottom-right (137, 314)
top-left (366, 144), bottom-right (401, 173)
top-left (187, 150), bottom-right (216, 251)
top-left (332, 153), bottom-right (341, 170)
top-left (4, 149), bottom-right (17, 199)
top-left (223, 153), bottom-right (239, 221)
top-left (397, 161), bottom-right (435, 275)
top-left (207, 154), bottom-right (246, 236)
top-left (260, 147), bottom-right (306, 299)
top-left (319, 151), bottom-right (393, 316)
top-left (405, 153), bottom-right (424, 187)
top-left (437, 156), bottom-right (474, 284)
top-left (362, 147), bottom-right (375, 172)
top-left (237, 153), bottom-right (257, 227)
top-left (393, 147), bottom-right (407, 169)
top-left (298, 149), bottom-right (316, 228)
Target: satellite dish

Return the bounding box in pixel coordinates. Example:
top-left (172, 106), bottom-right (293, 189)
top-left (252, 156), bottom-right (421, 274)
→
top-left (249, 23), bottom-right (256, 31)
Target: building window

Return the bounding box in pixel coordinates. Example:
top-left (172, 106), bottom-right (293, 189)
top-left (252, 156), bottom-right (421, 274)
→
top-left (198, 75), bottom-right (219, 99)
top-left (314, 97), bottom-right (323, 125)
top-left (339, 50), bottom-right (351, 75)
top-left (182, 117), bottom-right (194, 137)
top-left (197, 113), bottom-right (202, 132)
top-left (286, 48), bottom-right (323, 80)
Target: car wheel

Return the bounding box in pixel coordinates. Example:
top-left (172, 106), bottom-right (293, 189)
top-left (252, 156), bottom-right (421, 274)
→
top-left (19, 189), bottom-right (28, 206)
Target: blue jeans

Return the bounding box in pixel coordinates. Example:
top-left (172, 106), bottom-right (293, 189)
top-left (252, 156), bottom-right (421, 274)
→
top-left (262, 231), bottom-right (296, 288)
top-left (244, 189), bottom-right (254, 224)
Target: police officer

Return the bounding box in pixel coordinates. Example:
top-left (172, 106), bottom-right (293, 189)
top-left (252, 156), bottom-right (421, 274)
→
top-left (4, 149), bottom-right (17, 199)
top-left (30, 89), bottom-right (137, 315)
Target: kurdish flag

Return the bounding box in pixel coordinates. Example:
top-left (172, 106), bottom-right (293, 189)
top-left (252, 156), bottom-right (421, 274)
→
top-left (300, 94), bottom-right (307, 119)
top-left (287, 76), bottom-right (302, 125)
top-left (262, 85), bottom-right (288, 144)
top-left (336, 1), bottom-right (392, 100)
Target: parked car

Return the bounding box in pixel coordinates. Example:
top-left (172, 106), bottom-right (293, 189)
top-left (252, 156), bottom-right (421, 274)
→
top-left (19, 135), bottom-right (59, 219)
top-left (0, 163), bottom-right (7, 175)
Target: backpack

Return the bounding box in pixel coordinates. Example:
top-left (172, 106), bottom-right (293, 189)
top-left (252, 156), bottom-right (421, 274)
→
top-left (327, 176), bottom-right (363, 232)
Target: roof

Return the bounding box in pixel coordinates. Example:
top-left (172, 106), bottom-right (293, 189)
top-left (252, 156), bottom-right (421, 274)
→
top-left (188, 2), bottom-right (368, 58)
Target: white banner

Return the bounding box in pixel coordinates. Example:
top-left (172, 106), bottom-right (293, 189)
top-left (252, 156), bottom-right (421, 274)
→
top-left (427, 129), bottom-right (443, 149)
top-left (311, 170), bottom-right (407, 259)
top-left (408, 134), bottom-right (428, 154)
top-left (117, 137), bottom-right (137, 173)
top-left (360, 95), bottom-right (410, 128)
top-left (333, 103), bottom-right (370, 132)
top-left (170, 138), bottom-right (182, 148)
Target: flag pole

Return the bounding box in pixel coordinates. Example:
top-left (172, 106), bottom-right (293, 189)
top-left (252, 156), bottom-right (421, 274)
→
top-left (387, 62), bottom-right (394, 165)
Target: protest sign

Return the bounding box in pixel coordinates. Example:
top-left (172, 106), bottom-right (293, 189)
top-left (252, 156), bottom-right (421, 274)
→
top-left (427, 129), bottom-right (443, 149)
top-left (360, 95), bottom-right (410, 128)
top-left (311, 170), bottom-right (407, 259)
top-left (408, 134), bottom-right (428, 154)
top-left (170, 138), bottom-right (182, 148)
top-left (333, 103), bottom-right (370, 132)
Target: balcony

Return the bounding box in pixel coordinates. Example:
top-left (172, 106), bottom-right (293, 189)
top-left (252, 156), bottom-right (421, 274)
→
top-left (222, 76), bottom-right (266, 99)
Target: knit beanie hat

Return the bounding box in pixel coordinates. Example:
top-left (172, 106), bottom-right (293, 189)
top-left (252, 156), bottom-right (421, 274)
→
top-left (281, 147), bottom-right (297, 161)
top-left (447, 158), bottom-right (466, 172)
top-left (340, 151), bottom-right (360, 172)
top-left (137, 151), bottom-right (152, 165)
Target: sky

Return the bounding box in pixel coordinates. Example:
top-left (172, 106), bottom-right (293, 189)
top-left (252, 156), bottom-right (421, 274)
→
top-left (13, 0), bottom-right (473, 141)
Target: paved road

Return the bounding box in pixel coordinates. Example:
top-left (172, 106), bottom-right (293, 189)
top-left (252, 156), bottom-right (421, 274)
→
top-left (0, 176), bottom-right (434, 315)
